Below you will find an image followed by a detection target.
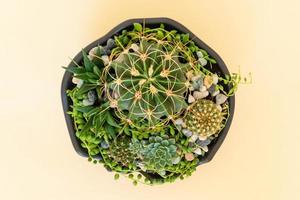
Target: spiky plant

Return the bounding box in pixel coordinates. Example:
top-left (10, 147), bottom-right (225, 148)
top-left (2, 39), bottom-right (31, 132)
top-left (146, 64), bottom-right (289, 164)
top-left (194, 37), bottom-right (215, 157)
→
top-left (184, 99), bottom-right (225, 139)
top-left (108, 136), bottom-right (137, 167)
top-left (141, 136), bottom-right (178, 175)
top-left (105, 39), bottom-right (193, 127)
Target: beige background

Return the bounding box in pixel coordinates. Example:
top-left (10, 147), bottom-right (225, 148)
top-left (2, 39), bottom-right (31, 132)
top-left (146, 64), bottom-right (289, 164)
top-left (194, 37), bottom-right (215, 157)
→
top-left (0, 0), bottom-right (299, 199)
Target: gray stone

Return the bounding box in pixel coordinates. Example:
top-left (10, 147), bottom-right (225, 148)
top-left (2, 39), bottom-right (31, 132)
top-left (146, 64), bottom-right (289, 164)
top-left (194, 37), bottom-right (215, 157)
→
top-left (193, 91), bottom-right (209, 99)
top-left (208, 84), bottom-right (220, 97)
top-left (185, 153), bottom-right (195, 161)
top-left (196, 138), bottom-right (211, 147)
top-left (216, 94), bottom-right (228, 105)
top-left (188, 94), bottom-right (195, 103)
top-left (87, 90), bottom-right (97, 102)
top-left (100, 141), bottom-right (109, 149)
top-left (201, 145), bottom-right (208, 152)
top-left (191, 74), bottom-right (202, 82)
top-left (189, 134), bottom-right (199, 143)
top-left (216, 105), bottom-right (222, 111)
top-left (212, 74), bottom-right (219, 84)
top-left (182, 129), bottom-right (193, 137)
top-left (106, 38), bottom-right (115, 49)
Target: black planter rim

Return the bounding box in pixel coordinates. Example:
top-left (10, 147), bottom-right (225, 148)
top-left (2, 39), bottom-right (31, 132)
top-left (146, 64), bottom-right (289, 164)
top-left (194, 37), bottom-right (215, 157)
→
top-left (61, 17), bottom-right (235, 166)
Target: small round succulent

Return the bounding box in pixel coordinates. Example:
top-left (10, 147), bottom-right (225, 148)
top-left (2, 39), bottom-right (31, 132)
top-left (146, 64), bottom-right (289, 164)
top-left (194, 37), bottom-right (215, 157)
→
top-left (184, 99), bottom-right (225, 139)
top-left (141, 136), bottom-right (178, 175)
top-left (108, 136), bottom-right (137, 167)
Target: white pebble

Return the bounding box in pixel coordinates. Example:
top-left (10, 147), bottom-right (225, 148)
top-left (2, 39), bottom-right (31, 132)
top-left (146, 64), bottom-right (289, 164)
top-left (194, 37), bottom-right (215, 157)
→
top-left (211, 90), bottom-right (220, 97)
top-left (101, 55), bottom-right (109, 66)
top-left (188, 94), bottom-right (195, 103)
top-left (174, 118), bottom-right (184, 125)
top-left (199, 85), bottom-right (207, 92)
top-left (130, 43), bottom-right (139, 52)
top-left (82, 99), bottom-right (94, 106)
top-left (198, 57), bottom-right (207, 66)
top-left (201, 145), bottom-right (208, 152)
top-left (193, 148), bottom-right (202, 155)
top-left (191, 75), bottom-right (201, 82)
top-left (189, 134), bottom-right (198, 142)
top-left (216, 94), bottom-right (228, 105)
top-left (193, 91), bottom-right (209, 100)
top-left (216, 105), bottom-right (222, 111)
top-left (172, 156), bottom-right (181, 164)
top-left (182, 129), bottom-right (193, 137)
top-left (212, 74), bottom-right (219, 84)
top-left (196, 51), bottom-right (204, 58)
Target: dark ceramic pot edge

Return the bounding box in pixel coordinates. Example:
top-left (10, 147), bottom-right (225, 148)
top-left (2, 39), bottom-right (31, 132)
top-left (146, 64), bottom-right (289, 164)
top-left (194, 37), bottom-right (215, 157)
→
top-left (61, 17), bottom-right (235, 165)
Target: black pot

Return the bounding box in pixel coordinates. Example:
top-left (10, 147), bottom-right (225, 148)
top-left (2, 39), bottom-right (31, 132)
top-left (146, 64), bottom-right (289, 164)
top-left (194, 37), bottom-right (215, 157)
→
top-left (61, 17), bottom-right (235, 169)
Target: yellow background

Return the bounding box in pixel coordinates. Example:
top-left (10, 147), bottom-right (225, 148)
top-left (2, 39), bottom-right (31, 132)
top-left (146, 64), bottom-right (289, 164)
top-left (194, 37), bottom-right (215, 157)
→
top-left (1, 0), bottom-right (299, 199)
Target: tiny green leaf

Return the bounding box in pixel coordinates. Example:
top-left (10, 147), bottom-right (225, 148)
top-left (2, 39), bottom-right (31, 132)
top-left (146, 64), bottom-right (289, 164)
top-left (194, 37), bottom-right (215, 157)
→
top-left (133, 23), bottom-right (142, 32)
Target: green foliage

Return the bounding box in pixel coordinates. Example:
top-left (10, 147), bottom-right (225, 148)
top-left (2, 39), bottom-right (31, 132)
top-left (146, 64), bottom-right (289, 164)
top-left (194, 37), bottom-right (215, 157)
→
top-left (141, 136), bottom-right (178, 175)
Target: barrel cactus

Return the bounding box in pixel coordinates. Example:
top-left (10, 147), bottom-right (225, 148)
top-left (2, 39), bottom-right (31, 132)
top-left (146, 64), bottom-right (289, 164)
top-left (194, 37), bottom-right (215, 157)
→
top-left (184, 99), bottom-right (225, 139)
top-left (108, 136), bottom-right (137, 167)
top-left (141, 136), bottom-right (178, 175)
top-left (106, 39), bottom-right (193, 127)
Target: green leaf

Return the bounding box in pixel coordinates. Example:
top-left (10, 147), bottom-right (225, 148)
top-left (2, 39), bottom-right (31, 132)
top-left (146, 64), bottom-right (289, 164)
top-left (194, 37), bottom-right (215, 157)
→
top-left (182, 33), bottom-right (189, 43)
top-left (106, 112), bottom-right (121, 128)
top-left (77, 83), bottom-right (97, 95)
top-left (63, 66), bottom-right (85, 74)
top-left (86, 107), bottom-right (100, 117)
top-left (157, 30), bottom-right (164, 39)
top-left (93, 66), bottom-right (101, 77)
top-left (104, 124), bottom-right (116, 139)
top-left (133, 23), bottom-right (142, 32)
top-left (80, 117), bottom-right (93, 134)
top-left (75, 105), bottom-right (95, 113)
top-left (82, 50), bottom-right (94, 72)
top-left (114, 173), bottom-right (120, 180)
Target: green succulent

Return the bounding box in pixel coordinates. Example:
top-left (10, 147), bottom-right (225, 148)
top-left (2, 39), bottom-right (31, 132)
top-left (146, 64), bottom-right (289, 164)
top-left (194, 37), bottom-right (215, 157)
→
top-left (106, 39), bottom-right (193, 127)
top-left (141, 136), bottom-right (178, 175)
top-left (184, 99), bottom-right (225, 139)
top-left (108, 136), bottom-right (137, 167)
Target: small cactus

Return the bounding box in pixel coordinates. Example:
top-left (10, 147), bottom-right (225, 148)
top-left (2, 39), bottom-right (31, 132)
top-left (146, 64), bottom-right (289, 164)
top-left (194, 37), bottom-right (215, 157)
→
top-left (184, 99), bottom-right (225, 139)
top-left (108, 136), bottom-right (137, 167)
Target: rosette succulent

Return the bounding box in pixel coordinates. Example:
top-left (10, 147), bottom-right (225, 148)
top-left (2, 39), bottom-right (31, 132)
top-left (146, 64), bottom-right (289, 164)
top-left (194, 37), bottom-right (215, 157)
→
top-left (141, 136), bottom-right (178, 175)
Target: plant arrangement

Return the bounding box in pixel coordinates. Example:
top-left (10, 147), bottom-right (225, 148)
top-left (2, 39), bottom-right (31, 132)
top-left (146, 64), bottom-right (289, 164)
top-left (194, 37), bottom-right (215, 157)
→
top-left (63, 21), bottom-right (250, 185)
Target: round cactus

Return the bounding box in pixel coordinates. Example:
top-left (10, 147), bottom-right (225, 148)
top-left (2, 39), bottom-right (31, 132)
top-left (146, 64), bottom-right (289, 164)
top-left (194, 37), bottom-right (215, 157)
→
top-left (141, 136), bottom-right (178, 174)
top-left (108, 136), bottom-right (137, 167)
top-left (184, 99), bottom-right (225, 139)
top-left (106, 39), bottom-right (193, 127)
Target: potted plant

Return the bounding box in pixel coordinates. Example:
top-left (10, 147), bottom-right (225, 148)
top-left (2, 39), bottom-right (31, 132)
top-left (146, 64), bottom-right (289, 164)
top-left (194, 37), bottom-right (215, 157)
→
top-left (61, 18), bottom-right (248, 185)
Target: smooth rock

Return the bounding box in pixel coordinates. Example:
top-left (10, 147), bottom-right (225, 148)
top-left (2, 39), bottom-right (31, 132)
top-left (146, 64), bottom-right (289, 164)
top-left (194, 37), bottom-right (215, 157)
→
top-left (185, 153), bottom-right (195, 161)
top-left (172, 156), bottom-right (181, 164)
top-left (87, 90), bottom-right (97, 102)
top-left (115, 53), bottom-right (124, 63)
top-left (182, 129), bottom-right (193, 137)
top-left (88, 47), bottom-right (98, 57)
top-left (192, 81), bottom-right (200, 90)
top-left (193, 148), bottom-right (202, 155)
top-left (198, 57), bottom-right (208, 66)
top-left (196, 51), bottom-right (204, 58)
top-left (199, 85), bottom-right (207, 92)
top-left (189, 134), bottom-right (199, 143)
top-left (204, 75), bottom-right (213, 88)
top-left (174, 118), bottom-right (184, 125)
top-left (130, 43), bottom-right (139, 52)
top-left (101, 55), bottom-right (109, 65)
top-left (188, 94), bottom-right (195, 103)
top-left (100, 141), bottom-right (109, 149)
top-left (212, 74), bottom-right (219, 84)
top-left (198, 135), bottom-right (208, 141)
top-left (82, 99), bottom-right (94, 106)
top-left (196, 138), bottom-right (211, 147)
top-left (72, 77), bottom-right (80, 84)
top-left (181, 122), bottom-right (187, 128)
top-left (193, 91), bottom-right (209, 99)
top-left (77, 79), bottom-right (83, 88)
top-left (106, 38), bottom-right (115, 49)
top-left (216, 94), bottom-right (228, 105)
top-left (201, 145), bottom-right (208, 152)
top-left (186, 70), bottom-right (194, 80)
